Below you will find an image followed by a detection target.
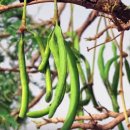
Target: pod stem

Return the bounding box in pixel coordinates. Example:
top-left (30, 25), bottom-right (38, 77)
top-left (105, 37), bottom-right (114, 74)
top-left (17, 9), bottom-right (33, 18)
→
top-left (68, 4), bottom-right (74, 43)
top-left (103, 18), bottom-right (110, 40)
top-left (22, 0), bottom-right (27, 25)
top-left (54, 0), bottom-right (58, 25)
top-left (19, 0), bottom-right (27, 33)
top-left (90, 17), bottom-right (102, 109)
top-left (119, 32), bottom-right (130, 129)
top-left (91, 17), bottom-right (102, 81)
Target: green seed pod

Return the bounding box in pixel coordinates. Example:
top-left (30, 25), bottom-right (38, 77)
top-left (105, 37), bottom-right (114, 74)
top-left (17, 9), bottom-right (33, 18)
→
top-left (31, 31), bottom-right (52, 102)
top-left (38, 31), bottom-right (53, 72)
top-left (27, 107), bottom-right (49, 118)
top-left (49, 24), bottom-right (67, 118)
top-left (61, 44), bottom-right (80, 130)
top-left (18, 34), bottom-right (29, 119)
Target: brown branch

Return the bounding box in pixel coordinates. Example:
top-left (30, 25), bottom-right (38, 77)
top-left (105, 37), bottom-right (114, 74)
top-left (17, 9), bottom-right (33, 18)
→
top-left (1, 0), bottom-right (130, 27)
top-left (71, 111), bottom-right (129, 130)
top-left (31, 51), bottom-right (40, 66)
top-left (36, 110), bottom-right (118, 128)
top-left (0, 66), bottom-right (38, 73)
top-left (87, 32), bottom-right (121, 51)
top-left (34, 108), bottom-right (130, 130)
top-left (86, 24), bottom-right (115, 41)
top-left (0, 3), bottom-right (66, 39)
top-left (58, 3), bottom-right (66, 17)
top-left (0, 66), bottom-right (57, 76)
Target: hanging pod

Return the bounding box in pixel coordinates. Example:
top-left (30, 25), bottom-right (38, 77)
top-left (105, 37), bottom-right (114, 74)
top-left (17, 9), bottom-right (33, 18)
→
top-left (27, 27), bottom-right (66, 118)
top-left (18, 34), bottom-right (29, 119)
top-left (71, 47), bottom-right (91, 106)
top-left (38, 31), bottom-right (52, 72)
top-left (61, 44), bottom-right (80, 130)
top-left (48, 24), bottom-right (67, 118)
top-left (30, 31), bottom-right (52, 102)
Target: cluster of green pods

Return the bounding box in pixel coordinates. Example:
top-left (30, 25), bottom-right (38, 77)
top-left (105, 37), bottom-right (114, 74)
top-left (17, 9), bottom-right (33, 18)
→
top-left (17, 20), bottom-right (96, 129)
top-left (15, 1), bottom-right (130, 130)
top-left (97, 42), bottom-right (124, 130)
top-left (17, 1), bottom-right (95, 129)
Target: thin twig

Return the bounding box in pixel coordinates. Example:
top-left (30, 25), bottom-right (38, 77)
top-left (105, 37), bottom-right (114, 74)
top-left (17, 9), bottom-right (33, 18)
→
top-left (35, 109), bottom-right (130, 130)
top-left (119, 32), bottom-right (130, 129)
top-left (87, 33), bottom-right (121, 51)
top-left (91, 17), bottom-right (102, 81)
top-left (86, 24), bottom-right (114, 41)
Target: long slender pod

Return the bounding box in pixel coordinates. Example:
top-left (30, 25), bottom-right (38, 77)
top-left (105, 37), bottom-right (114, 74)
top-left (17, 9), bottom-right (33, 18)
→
top-left (61, 44), bottom-right (80, 130)
top-left (38, 43), bottom-right (50, 72)
top-left (73, 33), bottom-right (86, 84)
top-left (72, 34), bottom-right (91, 105)
top-left (32, 31), bottom-right (52, 102)
top-left (74, 51), bottom-right (97, 107)
top-left (72, 49), bottom-right (91, 105)
top-left (38, 32), bottom-right (52, 72)
top-left (49, 24), bottom-right (67, 118)
top-left (48, 31), bottom-right (59, 70)
top-left (18, 34), bottom-right (29, 119)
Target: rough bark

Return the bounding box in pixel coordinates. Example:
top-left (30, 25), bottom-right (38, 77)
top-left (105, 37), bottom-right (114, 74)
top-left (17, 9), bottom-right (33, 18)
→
top-left (1, 0), bottom-right (130, 24)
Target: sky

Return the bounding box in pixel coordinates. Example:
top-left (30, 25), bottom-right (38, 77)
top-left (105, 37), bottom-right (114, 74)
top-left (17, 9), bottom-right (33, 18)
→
top-left (19, 0), bottom-right (130, 129)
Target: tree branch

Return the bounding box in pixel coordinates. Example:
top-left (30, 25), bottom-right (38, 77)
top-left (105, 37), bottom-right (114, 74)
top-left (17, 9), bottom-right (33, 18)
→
top-left (1, 0), bottom-right (130, 25)
top-left (34, 108), bottom-right (130, 130)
